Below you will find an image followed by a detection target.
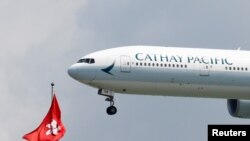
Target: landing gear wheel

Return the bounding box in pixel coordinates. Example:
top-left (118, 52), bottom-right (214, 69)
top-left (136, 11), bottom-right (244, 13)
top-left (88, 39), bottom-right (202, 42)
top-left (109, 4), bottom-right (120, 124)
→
top-left (98, 89), bottom-right (117, 115)
top-left (106, 106), bottom-right (117, 115)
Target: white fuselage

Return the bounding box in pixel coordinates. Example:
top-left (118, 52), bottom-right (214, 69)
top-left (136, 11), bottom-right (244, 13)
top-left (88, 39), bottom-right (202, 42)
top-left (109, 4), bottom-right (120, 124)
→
top-left (68, 46), bottom-right (250, 99)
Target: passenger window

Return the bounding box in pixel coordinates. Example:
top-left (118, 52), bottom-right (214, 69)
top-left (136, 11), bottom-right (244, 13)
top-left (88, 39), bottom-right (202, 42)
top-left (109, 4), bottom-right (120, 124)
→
top-left (148, 63), bottom-right (151, 66)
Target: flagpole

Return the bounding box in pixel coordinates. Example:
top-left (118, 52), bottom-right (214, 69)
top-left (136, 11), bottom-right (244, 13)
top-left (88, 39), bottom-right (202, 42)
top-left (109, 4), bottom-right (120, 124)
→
top-left (51, 82), bottom-right (54, 101)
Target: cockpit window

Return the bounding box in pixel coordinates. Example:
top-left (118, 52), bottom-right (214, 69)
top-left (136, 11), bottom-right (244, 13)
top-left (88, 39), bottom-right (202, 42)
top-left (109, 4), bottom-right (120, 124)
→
top-left (90, 59), bottom-right (95, 64)
top-left (77, 58), bottom-right (95, 64)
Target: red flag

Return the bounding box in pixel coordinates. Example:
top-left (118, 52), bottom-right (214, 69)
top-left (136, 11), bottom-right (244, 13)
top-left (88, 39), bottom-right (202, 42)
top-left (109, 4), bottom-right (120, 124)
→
top-left (23, 95), bottom-right (66, 141)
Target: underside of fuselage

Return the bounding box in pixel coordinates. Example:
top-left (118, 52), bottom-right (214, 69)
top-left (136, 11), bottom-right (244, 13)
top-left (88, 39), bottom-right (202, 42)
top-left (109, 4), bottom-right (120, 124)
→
top-left (87, 80), bottom-right (250, 100)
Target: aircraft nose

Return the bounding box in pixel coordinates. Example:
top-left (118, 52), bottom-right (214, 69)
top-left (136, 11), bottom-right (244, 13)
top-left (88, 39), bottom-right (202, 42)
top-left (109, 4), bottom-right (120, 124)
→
top-left (68, 64), bottom-right (78, 79)
top-left (68, 63), bottom-right (96, 82)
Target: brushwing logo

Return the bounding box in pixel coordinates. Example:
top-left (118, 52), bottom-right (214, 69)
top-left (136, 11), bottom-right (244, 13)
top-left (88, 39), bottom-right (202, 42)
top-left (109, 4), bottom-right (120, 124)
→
top-left (102, 61), bottom-right (115, 75)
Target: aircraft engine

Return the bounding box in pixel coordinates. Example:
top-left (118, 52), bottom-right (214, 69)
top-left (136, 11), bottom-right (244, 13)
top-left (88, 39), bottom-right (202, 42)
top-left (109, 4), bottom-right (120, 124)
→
top-left (227, 99), bottom-right (250, 118)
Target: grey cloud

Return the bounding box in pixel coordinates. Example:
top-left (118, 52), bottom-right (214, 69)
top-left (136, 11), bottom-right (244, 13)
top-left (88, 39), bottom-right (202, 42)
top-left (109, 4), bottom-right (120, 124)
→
top-left (0, 0), bottom-right (85, 140)
top-left (77, 0), bottom-right (250, 48)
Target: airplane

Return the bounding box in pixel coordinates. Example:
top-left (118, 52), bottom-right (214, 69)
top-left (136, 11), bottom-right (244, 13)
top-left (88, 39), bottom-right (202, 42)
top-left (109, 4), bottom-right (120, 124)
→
top-left (68, 46), bottom-right (250, 117)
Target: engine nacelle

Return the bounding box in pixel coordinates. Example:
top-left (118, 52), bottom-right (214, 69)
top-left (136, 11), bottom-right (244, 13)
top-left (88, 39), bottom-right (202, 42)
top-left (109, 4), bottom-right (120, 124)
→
top-left (227, 99), bottom-right (250, 118)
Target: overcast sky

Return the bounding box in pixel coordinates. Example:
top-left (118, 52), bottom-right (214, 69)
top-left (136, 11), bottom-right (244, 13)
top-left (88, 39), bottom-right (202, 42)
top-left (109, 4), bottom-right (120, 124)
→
top-left (1, 0), bottom-right (250, 140)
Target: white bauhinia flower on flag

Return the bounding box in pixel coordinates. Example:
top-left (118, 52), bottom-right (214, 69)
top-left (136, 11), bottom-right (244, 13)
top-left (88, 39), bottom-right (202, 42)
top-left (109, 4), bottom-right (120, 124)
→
top-left (46, 119), bottom-right (61, 136)
top-left (23, 95), bottom-right (66, 141)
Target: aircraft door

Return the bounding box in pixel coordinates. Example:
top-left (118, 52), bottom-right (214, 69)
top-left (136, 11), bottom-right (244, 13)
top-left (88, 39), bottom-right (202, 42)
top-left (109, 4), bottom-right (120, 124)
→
top-left (120, 55), bottom-right (131, 73)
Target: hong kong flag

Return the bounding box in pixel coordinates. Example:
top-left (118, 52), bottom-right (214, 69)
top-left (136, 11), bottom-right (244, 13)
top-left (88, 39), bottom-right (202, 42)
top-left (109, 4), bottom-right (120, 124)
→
top-left (23, 95), bottom-right (66, 141)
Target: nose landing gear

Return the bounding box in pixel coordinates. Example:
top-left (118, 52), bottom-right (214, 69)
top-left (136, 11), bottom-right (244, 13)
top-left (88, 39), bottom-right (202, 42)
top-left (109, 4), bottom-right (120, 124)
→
top-left (106, 96), bottom-right (117, 115)
top-left (98, 89), bottom-right (117, 115)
